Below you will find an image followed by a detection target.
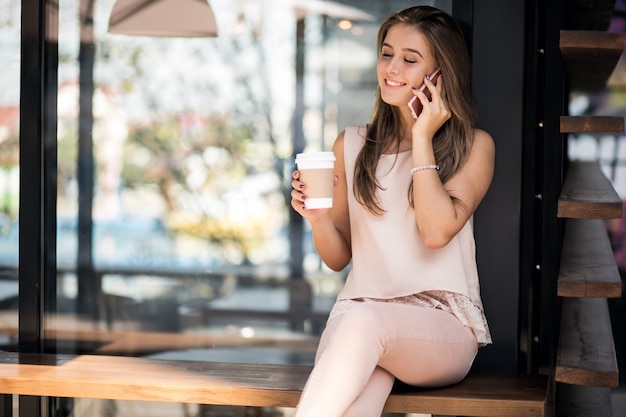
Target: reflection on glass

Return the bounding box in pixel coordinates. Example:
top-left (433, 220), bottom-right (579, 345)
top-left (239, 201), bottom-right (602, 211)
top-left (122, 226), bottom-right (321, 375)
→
top-left (1, 0), bottom-right (446, 415)
top-left (4, 0), bottom-right (429, 366)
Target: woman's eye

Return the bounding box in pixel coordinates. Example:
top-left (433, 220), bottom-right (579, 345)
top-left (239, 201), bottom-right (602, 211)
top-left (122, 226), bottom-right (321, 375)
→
top-left (381, 52), bottom-right (392, 58)
top-left (404, 59), bottom-right (417, 64)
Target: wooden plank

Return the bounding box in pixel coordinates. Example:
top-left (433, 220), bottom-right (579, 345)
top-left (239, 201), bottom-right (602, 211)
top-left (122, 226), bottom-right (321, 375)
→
top-left (560, 116), bottom-right (624, 133)
top-left (386, 375), bottom-right (548, 416)
top-left (558, 219), bottom-right (622, 297)
top-left (556, 297), bottom-right (619, 387)
top-left (560, 31), bottom-right (625, 54)
top-left (0, 352), bottom-right (548, 417)
top-left (558, 160), bottom-right (623, 219)
top-left (559, 30), bottom-right (625, 92)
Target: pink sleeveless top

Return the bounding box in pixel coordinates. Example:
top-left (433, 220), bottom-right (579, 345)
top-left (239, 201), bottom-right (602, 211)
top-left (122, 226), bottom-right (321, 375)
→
top-left (333, 126), bottom-right (491, 346)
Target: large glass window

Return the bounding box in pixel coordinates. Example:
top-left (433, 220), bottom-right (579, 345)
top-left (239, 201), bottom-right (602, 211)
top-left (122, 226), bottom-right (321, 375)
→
top-left (5, 0), bottom-right (448, 415)
top-left (47, 0), bottom-right (386, 357)
top-left (46, 0), bottom-right (449, 357)
top-left (0, 0), bottom-right (20, 338)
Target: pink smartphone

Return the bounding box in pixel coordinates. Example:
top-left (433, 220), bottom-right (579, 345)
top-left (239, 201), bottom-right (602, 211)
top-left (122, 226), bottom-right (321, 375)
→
top-left (408, 68), bottom-right (441, 119)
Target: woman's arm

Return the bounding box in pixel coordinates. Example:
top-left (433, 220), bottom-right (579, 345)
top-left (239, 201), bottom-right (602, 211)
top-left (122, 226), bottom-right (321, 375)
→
top-left (408, 76), bottom-right (495, 249)
top-left (291, 132), bottom-right (352, 271)
top-left (411, 128), bottom-right (495, 249)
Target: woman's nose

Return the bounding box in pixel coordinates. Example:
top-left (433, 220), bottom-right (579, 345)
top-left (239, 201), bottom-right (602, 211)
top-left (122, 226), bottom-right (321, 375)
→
top-left (385, 58), bottom-right (400, 75)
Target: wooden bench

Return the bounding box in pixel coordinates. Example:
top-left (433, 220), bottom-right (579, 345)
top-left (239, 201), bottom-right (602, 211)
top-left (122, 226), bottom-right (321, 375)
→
top-left (0, 351), bottom-right (548, 417)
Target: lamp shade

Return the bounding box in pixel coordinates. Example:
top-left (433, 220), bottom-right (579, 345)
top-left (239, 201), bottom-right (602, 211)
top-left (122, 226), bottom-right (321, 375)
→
top-left (108, 0), bottom-right (218, 37)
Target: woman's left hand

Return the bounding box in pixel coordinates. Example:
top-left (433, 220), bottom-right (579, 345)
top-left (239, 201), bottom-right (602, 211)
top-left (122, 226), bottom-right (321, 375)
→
top-left (411, 75), bottom-right (451, 140)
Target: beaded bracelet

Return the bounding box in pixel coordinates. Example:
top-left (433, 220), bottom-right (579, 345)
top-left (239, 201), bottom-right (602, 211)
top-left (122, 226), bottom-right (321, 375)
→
top-left (410, 164), bottom-right (440, 174)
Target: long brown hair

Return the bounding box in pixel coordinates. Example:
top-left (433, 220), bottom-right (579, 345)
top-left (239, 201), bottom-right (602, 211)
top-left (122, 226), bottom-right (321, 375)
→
top-left (354, 6), bottom-right (478, 214)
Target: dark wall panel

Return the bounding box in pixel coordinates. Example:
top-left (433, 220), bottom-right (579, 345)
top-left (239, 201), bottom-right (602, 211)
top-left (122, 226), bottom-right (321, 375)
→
top-left (469, 0), bottom-right (527, 372)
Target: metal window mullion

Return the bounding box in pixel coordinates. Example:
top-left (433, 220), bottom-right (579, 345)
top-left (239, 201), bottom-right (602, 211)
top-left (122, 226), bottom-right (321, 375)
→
top-left (18, 0), bottom-right (58, 416)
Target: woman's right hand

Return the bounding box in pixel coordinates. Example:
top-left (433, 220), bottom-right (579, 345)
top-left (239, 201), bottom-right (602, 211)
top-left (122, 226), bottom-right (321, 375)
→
top-left (290, 170), bottom-right (335, 223)
top-left (290, 132), bottom-right (352, 272)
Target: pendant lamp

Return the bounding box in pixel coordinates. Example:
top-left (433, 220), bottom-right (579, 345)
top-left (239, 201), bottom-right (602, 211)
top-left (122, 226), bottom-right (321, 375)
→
top-left (108, 0), bottom-right (218, 37)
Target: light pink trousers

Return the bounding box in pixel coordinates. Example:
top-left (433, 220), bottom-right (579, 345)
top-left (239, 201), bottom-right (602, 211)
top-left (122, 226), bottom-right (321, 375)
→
top-left (294, 300), bottom-right (478, 417)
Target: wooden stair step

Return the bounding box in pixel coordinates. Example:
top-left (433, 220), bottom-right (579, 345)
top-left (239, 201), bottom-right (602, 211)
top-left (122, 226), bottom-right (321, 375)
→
top-left (560, 116), bottom-right (624, 133)
top-left (565, 0), bottom-right (618, 31)
top-left (558, 219), bottom-right (622, 298)
top-left (556, 297), bottom-right (619, 388)
top-left (556, 383), bottom-right (614, 417)
top-left (560, 30), bottom-right (626, 92)
top-left (558, 160), bottom-right (623, 219)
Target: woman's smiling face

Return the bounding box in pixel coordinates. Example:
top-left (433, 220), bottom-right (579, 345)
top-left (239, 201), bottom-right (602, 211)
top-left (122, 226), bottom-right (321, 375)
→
top-left (377, 24), bottom-right (436, 110)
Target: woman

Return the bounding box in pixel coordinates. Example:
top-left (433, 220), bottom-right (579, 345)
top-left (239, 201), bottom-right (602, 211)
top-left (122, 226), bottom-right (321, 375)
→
top-left (290, 6), bottom-right (494, 417)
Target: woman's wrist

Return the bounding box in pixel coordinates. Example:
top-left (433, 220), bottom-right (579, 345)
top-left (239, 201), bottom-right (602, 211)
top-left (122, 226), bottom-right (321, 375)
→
top-left (411, 133), bottom-right (435, 161)
top-left (410, 164), bottom-right (439, 175)
top-left (412, 131), bottom-right (434, 148)
top-left (307, 211), bottom-right (334, 229)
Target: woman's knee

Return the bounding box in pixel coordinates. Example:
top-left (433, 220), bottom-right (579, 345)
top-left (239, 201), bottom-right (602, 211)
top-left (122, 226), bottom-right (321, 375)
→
top-left (341, 367), bottom-right (394, 417)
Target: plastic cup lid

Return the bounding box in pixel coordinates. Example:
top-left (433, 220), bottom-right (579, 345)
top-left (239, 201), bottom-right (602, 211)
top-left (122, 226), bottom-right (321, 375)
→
top-left (295, 151), bottom-right (336, 162)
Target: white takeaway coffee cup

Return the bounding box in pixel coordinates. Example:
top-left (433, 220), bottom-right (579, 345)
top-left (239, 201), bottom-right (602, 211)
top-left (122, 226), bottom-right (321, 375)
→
top-left (295, 151), bottom-right (336, 209)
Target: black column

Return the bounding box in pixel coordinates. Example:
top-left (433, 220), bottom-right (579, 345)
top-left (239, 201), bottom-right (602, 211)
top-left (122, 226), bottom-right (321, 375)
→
top-left (18, 0), bottom-right (58, 416)
top-left (76, 0), bottom-right (99, 319)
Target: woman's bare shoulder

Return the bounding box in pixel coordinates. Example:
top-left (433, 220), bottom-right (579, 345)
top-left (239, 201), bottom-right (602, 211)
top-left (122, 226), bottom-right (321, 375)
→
top-left (469, 128), bottom-right (495, 162)
top-left (335, 129), bottom-right (347, 143)
top-left (474, 129), bottom-right (495, 149)
top-left (332, 130), bottom-right (347, 154)
top-left (473, 128), bottom-right (495, 148)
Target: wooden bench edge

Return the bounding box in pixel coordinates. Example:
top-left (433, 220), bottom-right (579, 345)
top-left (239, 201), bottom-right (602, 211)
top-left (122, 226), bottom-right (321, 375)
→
top-left (0, 352), bottom-right (549, 416)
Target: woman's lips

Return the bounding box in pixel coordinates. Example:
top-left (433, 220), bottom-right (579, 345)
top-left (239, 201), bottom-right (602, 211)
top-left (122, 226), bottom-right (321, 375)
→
top-left (385, 79), bottom-right (407, 88)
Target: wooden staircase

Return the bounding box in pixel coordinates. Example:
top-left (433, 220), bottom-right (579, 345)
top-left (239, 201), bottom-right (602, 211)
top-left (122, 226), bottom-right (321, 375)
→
top-left (555, 0), bottom-right (625, 414)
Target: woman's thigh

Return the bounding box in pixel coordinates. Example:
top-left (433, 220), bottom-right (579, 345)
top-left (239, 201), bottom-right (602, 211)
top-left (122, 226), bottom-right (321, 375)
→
top-left (321, 301), bottom-right (478, 387)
